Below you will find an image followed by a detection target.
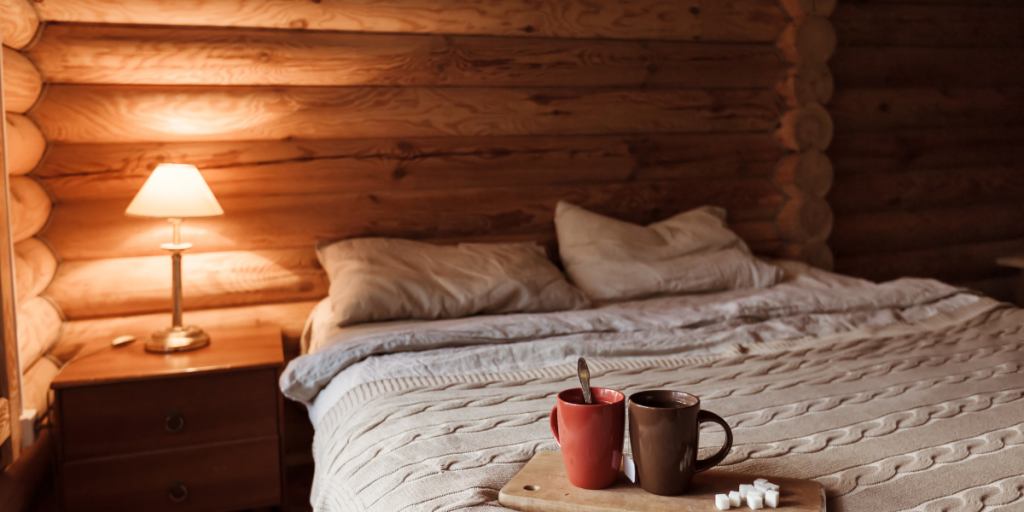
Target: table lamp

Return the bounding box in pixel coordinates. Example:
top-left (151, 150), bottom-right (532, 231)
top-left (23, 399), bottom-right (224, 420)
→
top-left (125, 163), bottom-right (224, 353)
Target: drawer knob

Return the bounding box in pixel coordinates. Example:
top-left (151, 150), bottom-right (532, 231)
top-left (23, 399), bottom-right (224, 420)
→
top-left (165, 410), bottom-right (186, 433)
top-left (168, 481), bottom-right (188, 503)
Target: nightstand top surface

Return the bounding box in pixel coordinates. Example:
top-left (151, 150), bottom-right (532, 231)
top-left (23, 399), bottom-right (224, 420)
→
top-left (52, 324), bottom-right (283, 389)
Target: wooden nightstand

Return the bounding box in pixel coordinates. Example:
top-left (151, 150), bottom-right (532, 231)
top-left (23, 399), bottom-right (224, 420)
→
top-left (50, 324), bottom-right (285, 512)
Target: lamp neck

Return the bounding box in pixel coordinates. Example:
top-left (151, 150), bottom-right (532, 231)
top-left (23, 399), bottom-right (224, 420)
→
top-left (169, 218), bottom-right (183, 245)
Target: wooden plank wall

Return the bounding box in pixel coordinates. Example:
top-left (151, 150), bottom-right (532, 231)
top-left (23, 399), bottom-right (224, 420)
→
top-left (828, 0), bottom-right (1024, 300)
top-left (12, 0), bottom-right (837, 343)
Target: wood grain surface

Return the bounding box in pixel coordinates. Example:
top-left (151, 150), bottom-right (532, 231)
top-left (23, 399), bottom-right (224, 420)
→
top-left (30, 24), bottom-right (780, 89)
top-left (2, 46), bottom-right (43, 114)
top-left (0, 397), bottom-right (8, 448)
top-left (0, 0), bottom-right (39, 49)
top-left (830, 88), bottom-right (1024, 132)
top-left (4, 114), bottom-right (47, 176)
top-left (776, 15), bottom-right (837, 66)
top-left (14, 237), bottom-right (58, 302)
top-left (10, 177), bottom-right (52, 243)
top-left (775, 196), bottom-right (833, 243)
top-left (499, 451), bottom-right (824, 512)
top-left (30, 84), bottom-right (780, 143)
top-left (833, 3), bottom-right (1024, 48)
top-left (779, 242), bottom-right (834, 271)
top-left (838, 238), bottom-right (1024, 284)
top-left (828, 128), bottom-right (1024, 176)
top-left (778, 0), bottom-right (837, 18)
top-left (830, 166), bottom-right (1024, 215)
top-left (776, 64), bottom-right (834, 109)
top-left (34, 0), bottom-right (787, 43)
top-left (38, 133), bottom-right (780, 201)
top-left (17, 296), bottom-right (63, 370)
top-left (42, 180), bottom-right (783, 260)
top-left (832, 47), bottom-right (1024, 89)
top-left (48, 248), bottom-right (327, 319)
top-left (774, 102), bottom-right (833, 151)
top-left (774, 149), bottom-right (834, 199)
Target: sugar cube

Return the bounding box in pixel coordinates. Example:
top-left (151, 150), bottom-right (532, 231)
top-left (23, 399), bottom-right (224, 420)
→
top-left (765, 490), bottom-right (780, 508)
top-left (748, 488), bottom-right (764, 498)
top-left (739, 484), bottom-right (755, 498)
top-left (716, 494), bottom-right (732, 510)
top-left (747, 494), bottom-right (764, 510)
top-left (729, 491), bottom-right (742, 507)
top-left (754, 478), bottom-right (769, 486)
top-left (755, 481), bottom-right (780, 492)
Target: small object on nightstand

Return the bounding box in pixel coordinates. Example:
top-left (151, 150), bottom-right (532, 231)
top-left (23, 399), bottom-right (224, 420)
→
top-left (50, 325), bottom-right (285, 512)
top-left (125, 163), bottom-right (224, 353)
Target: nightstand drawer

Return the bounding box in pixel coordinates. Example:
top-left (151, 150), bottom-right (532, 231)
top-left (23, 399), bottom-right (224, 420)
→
top-left (62, 436), bottom-right (280, 512)
top-left (61, 369), bottom-right (279, 461)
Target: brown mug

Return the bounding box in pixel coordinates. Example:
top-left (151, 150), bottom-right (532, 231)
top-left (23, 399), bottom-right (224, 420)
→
top-left (628, 390), bottom-right (733, 496)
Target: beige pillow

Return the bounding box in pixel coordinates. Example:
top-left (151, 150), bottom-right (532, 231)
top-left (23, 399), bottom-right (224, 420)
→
top-left (317, 238), bottom-right (590, 326)
top-left (555, 202), bottom-right (783, 302)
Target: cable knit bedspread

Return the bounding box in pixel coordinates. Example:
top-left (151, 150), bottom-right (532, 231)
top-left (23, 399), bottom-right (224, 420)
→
top-left (283, 268), bottom-right (1024, 512)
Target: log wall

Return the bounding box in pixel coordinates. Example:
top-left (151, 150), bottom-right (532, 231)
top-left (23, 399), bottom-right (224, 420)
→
top-left (17, 0), bottom-right (831, 338)
top-left (828, 0), bottom-right (1024, 300)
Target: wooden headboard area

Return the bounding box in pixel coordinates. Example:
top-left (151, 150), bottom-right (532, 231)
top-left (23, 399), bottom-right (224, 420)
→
top-left (2, 0), bottom-right (837, 351)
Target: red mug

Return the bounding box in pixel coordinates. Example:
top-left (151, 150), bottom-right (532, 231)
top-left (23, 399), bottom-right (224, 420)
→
top-left (549, 387), bottom-right (626, 490)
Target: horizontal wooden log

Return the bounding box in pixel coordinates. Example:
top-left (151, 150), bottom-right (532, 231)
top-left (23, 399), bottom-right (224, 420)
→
top-left (17, 296), bottom-right (62, 371)
top-left (829, 166), bottom-right (1024, 215)
top-left (14, 238), bottom-right (57, 302)
top-left (49, 248), bottom-right (327, 319)
top-left (774, 102), bottom-right (833, 152)
top-left (774, 149), bottom-right (833, 199)
top-left (775, 64), bottom-right (833, 109)
top-left (831, 204), bottom-right (1024, 257)
top-left (38, 133), bottom-right (781, 201)
top-left (22, 356), bottom-right (58, 415)
top-left (831, 47), bottom-right (1024, 89)
top-left (3, 46), bottom-right (43, 114)
top-left (831, 88), bottom-right (1024, 132)
top-left (776, 16), bottom-right (836, 66)
top-left (3, 114), bottom-right (46, 176)
top-left (828, 128), bottom-right (1024, 175)
top-left (30, 23), bottom-right (781, 89)
top-left (0, 397), bottom-right (7, 448)
top-left (0, 0), bottom-right (39, 50)
top-left (31, 84), bottom-right (780, 144)
top-left (42, 181), bottom-right (784, 260)
top-left (10, 177), bottom-right (52, 243)
top-left (833, 3), bottom-right (1024, 48)
top-left (778, 0), bottom-right (837, 18)
top-left (836, 238), bottom-right (1024, 284)
top-left (52, 301), bottom-right (319, 360)
top-left (34, 0), bottom-right (788, 43)
top-left (778, 242), bottom-right (833, 271)
top-left (775, 196), bottom-right (832, 242)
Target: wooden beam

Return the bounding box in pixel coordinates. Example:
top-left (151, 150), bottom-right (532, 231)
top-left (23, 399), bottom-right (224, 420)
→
top-left (0, 398), bottom-right (7, 448)
top-left (52, 301), bottom-right (319, 360)
top-left (773, 102), bottom-right (833, 152)
top-left (48, 248), bottom-right (327, 319)
top-left (16, 297), bottom-right (62, 372)
top-left (14, 238), bottom-right (57, 302)
top-left (3, 114), bottom-right (45, 176)
top-left (828, 128), bottom-right (1024, 176)
top-left (776, 16), bottom-right (836, 66)
top-left (833, 3), bottom-right (1024, 48)
top-left (30, 23), bottom-right (781, 89)
top-left (836, 238), bottom-right (1024, 284)
top-left (830, 88), bottom-right (1024, 132)
top-left (775, 195), bottom-right (832, 243)
top-left (832, 47), bottom-right (1024, 89)
top-left (9, 177), bottom-right (51, 244)
top-left (37, 133), bottom-right (781, 201)
top-left (0, 0), bottom-right (39, 50)
top-left (776, 64), bottom-right (834, 109)
top-left (33, 0), bottom-right (788, 43)
top-left (2, 46), bottom-right (42, 114)
top-left (774, 149), bottom-right (833, 199)
top-left (30, 84), bottom-right (780, 144)
top-left (779, 242), bottom-right (833, 271)
top-left (829, 166), bottom-right (1024, 215)
top-left (830, 204), bottom-right (1024, 258)
top-left (778, 0), bottom-right (837, 18)
top-left (42, 181), bottom-right (784, 260)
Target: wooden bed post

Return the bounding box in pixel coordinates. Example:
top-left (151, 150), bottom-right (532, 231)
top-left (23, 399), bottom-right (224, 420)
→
top-left (773, 0), bottom-right (837, 270)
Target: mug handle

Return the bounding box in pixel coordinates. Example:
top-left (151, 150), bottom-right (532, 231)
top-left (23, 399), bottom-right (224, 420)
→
top-left (694, 410), bottom-right (733, 473)
top-left (549, 406), bottom-right (561, 447)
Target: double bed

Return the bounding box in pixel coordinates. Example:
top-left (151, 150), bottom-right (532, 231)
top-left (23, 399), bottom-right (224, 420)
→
top-left (282, 251), bottom-right (1024, 511)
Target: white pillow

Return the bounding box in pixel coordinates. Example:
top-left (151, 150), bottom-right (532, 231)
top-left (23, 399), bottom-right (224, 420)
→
top-left (554, 202), bottom-right (783, 302)
top-left (317, 238), bottom-right (590, 326)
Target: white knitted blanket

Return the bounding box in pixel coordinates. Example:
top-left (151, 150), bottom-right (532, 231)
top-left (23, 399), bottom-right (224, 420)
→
top-left (308, 299), bottom-right (1024, 512)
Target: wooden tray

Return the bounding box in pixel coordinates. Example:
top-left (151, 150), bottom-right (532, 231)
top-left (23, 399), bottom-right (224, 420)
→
top-left (499, 452), bottom-right (824, 512)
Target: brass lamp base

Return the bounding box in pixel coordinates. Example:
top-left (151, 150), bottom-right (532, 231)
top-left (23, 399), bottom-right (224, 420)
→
top-left (146, 326), bottom-right (211, 353)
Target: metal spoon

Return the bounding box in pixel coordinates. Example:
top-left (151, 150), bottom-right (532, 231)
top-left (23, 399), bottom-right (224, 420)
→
top-left (577, 357), bottom-right (593, 404)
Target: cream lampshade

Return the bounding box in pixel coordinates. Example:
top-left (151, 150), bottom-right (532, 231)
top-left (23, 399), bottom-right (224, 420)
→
top-left (126, 163), bottom-right (223, 353)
